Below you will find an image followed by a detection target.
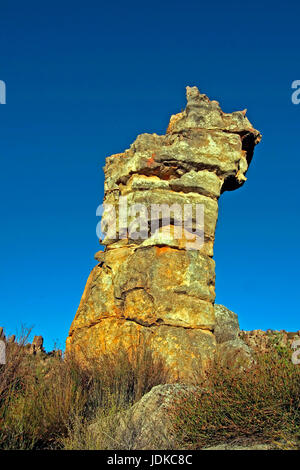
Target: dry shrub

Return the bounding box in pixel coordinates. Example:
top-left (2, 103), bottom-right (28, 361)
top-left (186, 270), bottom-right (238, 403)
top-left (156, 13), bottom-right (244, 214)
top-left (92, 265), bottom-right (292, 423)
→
top-left (62, 343), bottom-right (170, 450)
top-left (0, 331), bottom-right (169, 450)
top-left (172, 344), bottom-right (300, 449)
top-left (84, 342), bottom-right (170, 407)
top-left (0, 334), bottom-right (86, 449)
top-left (0, 328), bottom-right (32, 401)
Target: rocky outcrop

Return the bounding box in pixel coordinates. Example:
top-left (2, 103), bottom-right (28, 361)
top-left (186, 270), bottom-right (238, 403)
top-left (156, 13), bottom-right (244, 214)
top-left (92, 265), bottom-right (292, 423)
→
top-left (240, 329), bottom-right (300, 352)
top-left (214, 304), bottom-right (240, 343)
top-left (67, 87), bottom-right (261, 380)
top-left (88, 381), bottom-right (297, 450)
top-left (213, 307), bottom-right (300, 369)
top-left (214, 304), bottom-right (253, 369)
top-left (89, 384), bottom-right (193, 450)
top-left (0, 329), bottom-right (62, 358)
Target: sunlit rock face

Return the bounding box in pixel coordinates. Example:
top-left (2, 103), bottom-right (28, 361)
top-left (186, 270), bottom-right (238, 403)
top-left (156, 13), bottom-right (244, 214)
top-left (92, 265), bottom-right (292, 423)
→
top-left (67, 87), bottom-right (261, 381)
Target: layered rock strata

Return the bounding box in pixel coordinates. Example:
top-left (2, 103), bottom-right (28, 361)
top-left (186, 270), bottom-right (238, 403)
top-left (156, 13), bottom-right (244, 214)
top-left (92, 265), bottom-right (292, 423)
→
top-left (67, 87), bottom-right (261, 380)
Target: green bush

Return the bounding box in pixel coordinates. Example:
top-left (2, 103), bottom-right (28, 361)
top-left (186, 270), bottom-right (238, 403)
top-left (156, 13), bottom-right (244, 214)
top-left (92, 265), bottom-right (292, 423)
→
top-left (172, 346), bottom-right (300, 449)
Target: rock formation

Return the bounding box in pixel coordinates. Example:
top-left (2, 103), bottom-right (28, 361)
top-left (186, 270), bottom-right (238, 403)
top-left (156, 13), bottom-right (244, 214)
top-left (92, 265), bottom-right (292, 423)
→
top-left (30, 335), bottom-right (44, 355)
top-left (88, 383), bottom-right (194, 450)
top-left (67, 86), bottom-right (261, 380)
top-left (240, 328), bottom-right (300, 352)
top-left (214, 304), bottom-right (253, 370)
top-left (0, 329), bottom-right (62, 358)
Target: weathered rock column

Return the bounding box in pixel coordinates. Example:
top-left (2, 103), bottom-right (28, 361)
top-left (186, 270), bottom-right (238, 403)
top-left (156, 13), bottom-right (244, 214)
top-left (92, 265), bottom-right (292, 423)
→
top-left (67, 87), bottom-right (261, 381)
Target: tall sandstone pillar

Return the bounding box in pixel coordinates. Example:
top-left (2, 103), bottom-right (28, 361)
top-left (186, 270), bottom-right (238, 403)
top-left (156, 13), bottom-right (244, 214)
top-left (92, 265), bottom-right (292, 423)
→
top-left (67, 87), bottom-right (261, 381)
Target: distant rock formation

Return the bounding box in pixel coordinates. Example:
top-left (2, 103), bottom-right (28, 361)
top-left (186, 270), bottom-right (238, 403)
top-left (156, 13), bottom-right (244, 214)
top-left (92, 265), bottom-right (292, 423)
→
top-left (67, 87), bottom-right (261, 380)
top-left (0, 330), bottom-right (62, 358)
top-left (214, 305), bottom-right (300, 368)
top-left (240, 328), bottom-right (300, 352)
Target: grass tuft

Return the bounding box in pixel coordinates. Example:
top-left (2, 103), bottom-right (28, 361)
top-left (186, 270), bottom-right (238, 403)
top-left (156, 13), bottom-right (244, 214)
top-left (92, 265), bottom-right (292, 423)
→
top-left (171, 341), bottom-right (300, 449)
top-left (0, 331), bottom-right (169, 450)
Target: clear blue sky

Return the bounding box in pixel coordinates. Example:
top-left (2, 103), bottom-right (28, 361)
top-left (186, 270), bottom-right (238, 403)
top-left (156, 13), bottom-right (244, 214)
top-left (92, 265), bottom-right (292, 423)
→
top-left (0, 0), bottom-right (299, 350)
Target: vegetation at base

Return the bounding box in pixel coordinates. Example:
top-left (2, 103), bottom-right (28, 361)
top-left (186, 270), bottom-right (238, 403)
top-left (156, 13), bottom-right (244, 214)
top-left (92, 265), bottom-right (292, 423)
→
top-left (172, 339), bottom-right (300, 450)
top-left (0, 330), bottom-right (299, 450)
top-left (0, 330), bottom-right (169, 449)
